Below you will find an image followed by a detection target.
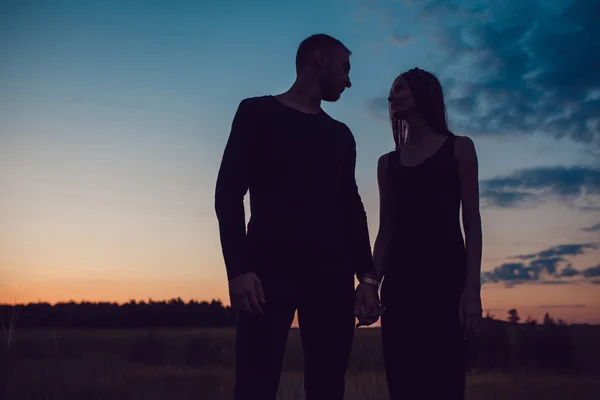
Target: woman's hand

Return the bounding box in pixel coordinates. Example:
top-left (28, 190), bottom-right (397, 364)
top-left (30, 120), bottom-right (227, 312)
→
top-left (459, 284), bottom-right (482, 339)
top-left (354, 280), bottom-right (381, 327)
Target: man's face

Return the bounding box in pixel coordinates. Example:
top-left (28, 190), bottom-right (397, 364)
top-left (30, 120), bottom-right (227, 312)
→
top-left (318, 47), bottom-right (352, 102)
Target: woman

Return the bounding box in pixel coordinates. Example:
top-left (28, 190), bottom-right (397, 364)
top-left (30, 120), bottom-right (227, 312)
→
top-left (373, 68), bottom-right (483, 400)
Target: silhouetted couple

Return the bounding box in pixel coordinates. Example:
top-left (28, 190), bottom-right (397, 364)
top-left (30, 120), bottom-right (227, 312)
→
top-left (215, 34), bottom-right (483, 400)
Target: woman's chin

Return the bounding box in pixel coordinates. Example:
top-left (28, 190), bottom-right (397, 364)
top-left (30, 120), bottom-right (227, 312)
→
top-left (392, 110), bottom-right (407, 119)
top-left (392, 108), bottom-right (417, 120)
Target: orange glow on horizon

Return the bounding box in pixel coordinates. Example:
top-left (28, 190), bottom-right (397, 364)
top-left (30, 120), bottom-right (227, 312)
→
top-left (3, 275), bottom-right (600, 325)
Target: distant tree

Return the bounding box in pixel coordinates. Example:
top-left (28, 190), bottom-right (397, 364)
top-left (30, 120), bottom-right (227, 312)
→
top-left (543, 313), bottom-right (555, 326)
top-left (507, 309), bottom-right (520, 324)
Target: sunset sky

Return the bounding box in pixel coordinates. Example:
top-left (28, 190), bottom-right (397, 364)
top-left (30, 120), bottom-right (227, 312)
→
top-left (1, 0), bottom-right (599, 324)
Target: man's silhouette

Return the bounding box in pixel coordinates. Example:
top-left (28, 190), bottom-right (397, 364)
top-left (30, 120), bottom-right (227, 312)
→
top-left (215, 34), bottom-right (380, 400)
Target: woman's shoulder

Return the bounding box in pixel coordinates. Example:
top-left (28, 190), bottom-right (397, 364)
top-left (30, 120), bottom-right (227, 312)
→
top-left (452, 135), bottom-right (477, 162)
top-left (377, 151), bottom-right (396, 180)
top-left (378, 151), bottom-right (396, 168)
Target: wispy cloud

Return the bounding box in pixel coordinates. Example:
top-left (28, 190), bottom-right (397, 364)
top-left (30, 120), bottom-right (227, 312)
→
top-left (481, 242), bottom-right (599, 287)
top-left (513, 243), bottom-right (598, 261)
top-left (582, 223), bottom-right (600, 232)
top-left (391, 30), bottom-right (413, 47)
top-left (538, 304), bottom-right (586, 309)
top-left (480, 166), bottom-right (600, 209)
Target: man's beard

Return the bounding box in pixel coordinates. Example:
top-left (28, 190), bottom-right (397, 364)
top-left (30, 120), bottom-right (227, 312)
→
top-left (319, 76), bottom-right (341, 102)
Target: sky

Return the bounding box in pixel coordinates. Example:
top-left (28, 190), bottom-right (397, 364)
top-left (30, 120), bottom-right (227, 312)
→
top-left (1, 0), bottom-right (599, 324)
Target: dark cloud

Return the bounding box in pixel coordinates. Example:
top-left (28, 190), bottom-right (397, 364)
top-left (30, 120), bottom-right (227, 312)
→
top-left (513, 243), bottom-right (598, 261)
top-left (481, 262), bottom-right (531, 284)
top-left (365, 0), bottom-right (600, 147)
top-left (480, 166), bottom-right (600, 209)
top-left (442, 0), bottom-right (600, 147)
top-left (559, 264), bottom-right (580, 278)
top-left (582, 264), bottom-right (600, 278)
top-left (529, 257), bottom-right (564, 276)
top-left (481, 242), bottom-right (599, 286)
top-left (582, 223), bottom-right (600, 232)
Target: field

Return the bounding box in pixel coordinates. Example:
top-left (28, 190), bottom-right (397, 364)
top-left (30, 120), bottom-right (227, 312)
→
top-left (1, 326), bottom-right (600, 400)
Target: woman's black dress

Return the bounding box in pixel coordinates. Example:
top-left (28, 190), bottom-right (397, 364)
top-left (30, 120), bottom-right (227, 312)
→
top-left (381, 134), bottom-right (468, 400)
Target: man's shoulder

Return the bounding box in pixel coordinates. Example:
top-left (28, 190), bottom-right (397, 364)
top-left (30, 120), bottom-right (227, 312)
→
top-left (237, 95), bottom-right (272, 112)
top-left (323, 114), bottom-right (354, 140)
top-left (324, 114), bottom-right (350, 130)
top-left (232, 96), bottom-right (270, 119)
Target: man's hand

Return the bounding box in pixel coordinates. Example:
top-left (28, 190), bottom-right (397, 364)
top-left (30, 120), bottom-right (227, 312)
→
top-left (229, 272), bottom-right (266, 314)
top-left (459, 284), bottom-right (482, 339)
top-left (354, 280), bottom-right (381, 327)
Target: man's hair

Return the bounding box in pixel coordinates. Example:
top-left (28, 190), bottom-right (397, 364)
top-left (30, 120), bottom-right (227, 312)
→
top-left (295, 34), bottom-right (351, 72)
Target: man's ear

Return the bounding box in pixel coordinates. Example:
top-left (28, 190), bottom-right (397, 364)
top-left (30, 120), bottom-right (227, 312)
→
top-left (314, 48), bottom-right (327, 69)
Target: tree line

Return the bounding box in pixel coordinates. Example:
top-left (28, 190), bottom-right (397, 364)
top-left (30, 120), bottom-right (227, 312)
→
top-left (0, 298), bottom-right (237, 329)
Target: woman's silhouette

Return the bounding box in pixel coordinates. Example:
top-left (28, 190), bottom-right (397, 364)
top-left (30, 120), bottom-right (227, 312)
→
top-left (373, 68), bottom-right (483, 400)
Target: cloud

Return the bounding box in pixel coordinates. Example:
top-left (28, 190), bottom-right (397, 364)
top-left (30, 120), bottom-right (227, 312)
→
top-left (363, 0), bottom-right (600, 148)
top-left (582, 264), bottom-right (600, 278)
top-left (559, 264), bottom-right (580, 278)
top-left (480, 166), bottom-right (600, 209)
top-left (440, 0), bottom-right (600, 147)
top-left (513, 243), bottom-right (598, 261)
top-left (481, 242), bottom-right (599, 286)
top-left (538, 304), bottom-right (586, 309)
top-left (391, 30), bottom-right (413, 47)
top-left (366, 96), bottom-right (390, 120)
top-left (481, 262), bottom-right (531, 284)
top-left (582, 223), bottom-right (600, 232)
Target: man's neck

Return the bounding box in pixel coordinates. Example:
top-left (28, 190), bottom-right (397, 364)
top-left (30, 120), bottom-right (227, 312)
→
top-left (276, 77), bottom-right (322, 114)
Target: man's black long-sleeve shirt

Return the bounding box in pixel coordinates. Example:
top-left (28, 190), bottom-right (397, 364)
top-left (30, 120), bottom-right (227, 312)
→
top-left (215, 96), bottom-right (375, 282)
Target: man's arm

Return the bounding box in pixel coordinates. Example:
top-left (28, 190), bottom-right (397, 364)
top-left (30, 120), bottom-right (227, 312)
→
top-left (341, 128), bottom-right (377, 282)
top-left (215, 99), bottom-right (255, 282)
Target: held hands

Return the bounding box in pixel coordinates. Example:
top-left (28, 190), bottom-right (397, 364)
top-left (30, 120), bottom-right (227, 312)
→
top-left (228, 272), bottom-right (266, 314)
top-left (459, 283), bottom-right (482, 339)
top-left (355, 277), bottom-right (383, 328)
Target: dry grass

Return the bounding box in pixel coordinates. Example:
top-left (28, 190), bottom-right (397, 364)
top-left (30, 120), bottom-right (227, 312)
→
top-left (1, 328), bottom-right (599, 399)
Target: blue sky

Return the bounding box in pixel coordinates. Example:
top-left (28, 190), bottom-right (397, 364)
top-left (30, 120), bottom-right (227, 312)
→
top-left (1, 0), bottom-right (599, 322)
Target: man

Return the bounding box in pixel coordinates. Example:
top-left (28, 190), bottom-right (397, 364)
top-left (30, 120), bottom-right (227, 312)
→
top-left (215, 34), bottom-right (380, 400)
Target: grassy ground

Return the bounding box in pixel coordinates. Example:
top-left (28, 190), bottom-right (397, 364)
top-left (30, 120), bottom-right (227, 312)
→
top-left (1, 328), bottom-right (599, 399)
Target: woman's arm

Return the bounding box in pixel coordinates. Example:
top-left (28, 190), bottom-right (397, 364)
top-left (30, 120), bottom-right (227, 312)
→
top-left (372, 152), bottom-right (395, 281)
top-left (455, 136), bottom-right (483, 293)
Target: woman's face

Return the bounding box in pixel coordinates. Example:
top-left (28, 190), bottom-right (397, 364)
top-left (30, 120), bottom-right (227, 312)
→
top-left (389, 75), bottom-right (417, 119)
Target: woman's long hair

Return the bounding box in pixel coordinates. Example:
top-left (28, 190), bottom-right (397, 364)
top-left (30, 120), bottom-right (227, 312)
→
top-left (390, 68), bottom-right (452, 150)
